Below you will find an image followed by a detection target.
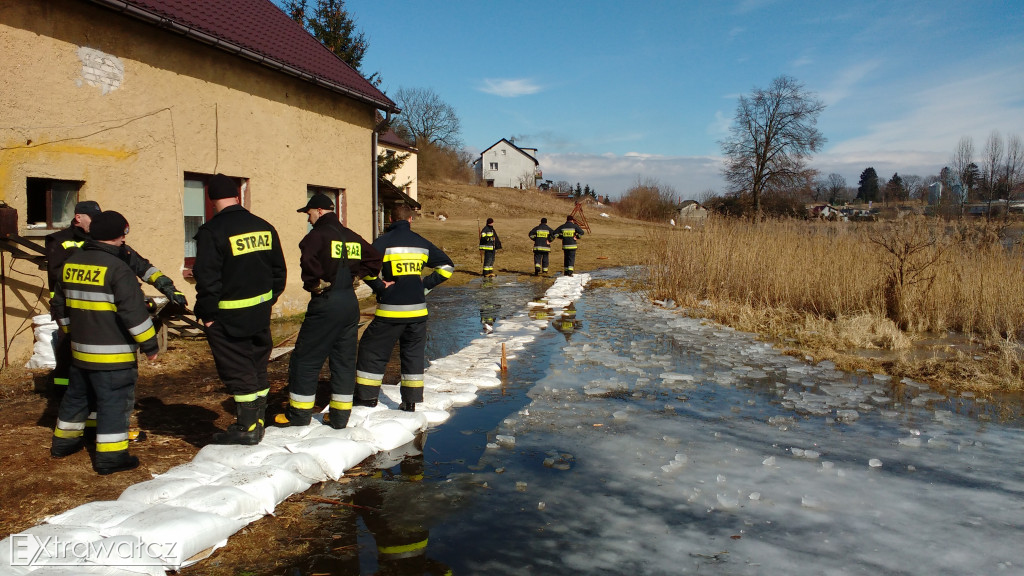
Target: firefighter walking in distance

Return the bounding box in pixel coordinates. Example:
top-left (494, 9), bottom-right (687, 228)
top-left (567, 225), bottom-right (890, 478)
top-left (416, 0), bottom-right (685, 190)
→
top-left (528, 217), bottom-right (554, 275)
top-left (193, 174), bottom-right (286, 445)
top-left (355, 203), bottom-right (454, 412)
top-left (274, 193), bottom-right (382, 430)
top-left (50, 211), bottom-right (159, 475)
top-left (554, 215), bottom-right (585, 276)
top-left (478, 217), bottom-right (500, 277)
top-left (45, 201), bottom-right (186, 397)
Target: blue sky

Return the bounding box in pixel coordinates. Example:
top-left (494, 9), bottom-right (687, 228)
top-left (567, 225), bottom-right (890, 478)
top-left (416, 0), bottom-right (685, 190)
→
top-left (281, 0), bottom-right (1024, 200)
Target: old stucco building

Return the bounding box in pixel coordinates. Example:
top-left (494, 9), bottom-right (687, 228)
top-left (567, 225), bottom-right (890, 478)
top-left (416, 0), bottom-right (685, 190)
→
top-left (0, 0), bottom-right (398, 365)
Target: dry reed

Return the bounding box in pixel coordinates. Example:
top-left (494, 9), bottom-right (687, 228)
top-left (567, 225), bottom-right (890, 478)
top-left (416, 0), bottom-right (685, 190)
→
top-left (645, 216), bottom-right (1024, 392)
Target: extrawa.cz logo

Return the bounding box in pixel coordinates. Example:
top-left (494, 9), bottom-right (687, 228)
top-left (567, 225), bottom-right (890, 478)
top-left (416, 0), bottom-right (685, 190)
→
top-left (9, 534), bottom-right (177, 566)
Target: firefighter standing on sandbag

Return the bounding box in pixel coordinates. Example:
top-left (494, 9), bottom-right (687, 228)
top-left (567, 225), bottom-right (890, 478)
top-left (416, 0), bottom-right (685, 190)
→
top-left (478, 217), bottom-right (500, 277)
top-left (193, 174), bottom-right (287, 445)
top-left (274, 193), bottom-right (382, 430)
top-left (45, 200), bottom-right (187, 397)
top-left (50, 211), bottom-right (159, 475)
top-left (553, 215), bottom-right (585, 276)
top-left (354, 204), bottom-right (454, 413)
top-left (528, 217), bottom-right (554, 276)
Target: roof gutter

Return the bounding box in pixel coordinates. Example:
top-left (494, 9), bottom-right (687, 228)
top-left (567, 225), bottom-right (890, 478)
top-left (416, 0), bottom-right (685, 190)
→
top-left (87, 0), bottom-right (400, 114)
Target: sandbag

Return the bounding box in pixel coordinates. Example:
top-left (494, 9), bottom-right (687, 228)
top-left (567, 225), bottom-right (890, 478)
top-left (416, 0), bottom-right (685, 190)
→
top-left (45, 501), bottom-right (145, 531)
top-left (362, 419), bottom-right (415, 451)
top-left (284, 437), bottom-right (374, 481)
top-left (153, 461), bottom-right (232, 484)
top-left (192, 443), bottom-right (286, 469)
top-left (212, 466), bottom-right (312, 513)
top-left (262, 451), bottom-right (330, 484)
top-left (364, 410), bottom-right (428, 434)
top-left (0, 524), bottom-right (103, 575)
top-left (103, 504), bottom-right (247, 569)
top-left (117, 477), bottom-right (203, 505)
top-left (161, 485), bottom-right (268, 522)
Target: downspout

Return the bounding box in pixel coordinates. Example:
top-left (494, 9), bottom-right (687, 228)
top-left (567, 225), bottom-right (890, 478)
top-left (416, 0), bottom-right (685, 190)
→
top-left (372, 111), bottom-right (392, 238)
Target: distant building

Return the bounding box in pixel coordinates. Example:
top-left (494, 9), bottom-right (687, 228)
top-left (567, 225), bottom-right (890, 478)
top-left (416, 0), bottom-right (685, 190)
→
top-left (677, 200), bottom-right (709, 221)
top-left (473, 139), bottom-right (542, 188)
top-left (378, 125), bottom-right (418, 201)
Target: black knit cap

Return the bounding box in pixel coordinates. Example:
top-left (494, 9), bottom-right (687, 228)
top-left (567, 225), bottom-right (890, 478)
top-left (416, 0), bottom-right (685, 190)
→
top-left (90, 211), bottom-right (129, 241)
top-left (74, 201), bottom-right (102, 217)
top-left (540, 217), bottom-right (547, 224)
top-left (486, 218), bottom-right (494, 225)
top-left (207, 173), bottom-right (238, 200)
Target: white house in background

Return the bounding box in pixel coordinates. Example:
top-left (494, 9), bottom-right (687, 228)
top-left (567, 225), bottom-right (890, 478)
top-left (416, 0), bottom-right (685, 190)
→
top-left (378, 125), bottom-right (418, 201)
top-left (473, 138), bottom-right (542, 188)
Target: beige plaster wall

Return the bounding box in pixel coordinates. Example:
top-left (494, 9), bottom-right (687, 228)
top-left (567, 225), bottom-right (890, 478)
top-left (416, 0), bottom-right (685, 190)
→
top-left (0, 0), bottom-right (379, 365)
top-left (381, 143), bottom-right (418, 201)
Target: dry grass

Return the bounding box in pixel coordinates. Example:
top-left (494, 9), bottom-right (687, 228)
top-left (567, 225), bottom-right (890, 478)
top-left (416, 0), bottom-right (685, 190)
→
top-left (643, 216), bottom-right (1024, 393)
top-left (413, 181), bottom-right (647, 283)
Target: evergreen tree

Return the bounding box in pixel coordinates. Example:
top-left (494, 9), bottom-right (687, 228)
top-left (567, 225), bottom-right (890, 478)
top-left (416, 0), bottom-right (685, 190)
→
top-left (285, 0), bottom-right (373, 78)
top-left (573, 183), bottom-right (583, 200)
top-left (857, 167), bottom-right (879, 202)
top-left (885, 172), bottom-right (905, 202)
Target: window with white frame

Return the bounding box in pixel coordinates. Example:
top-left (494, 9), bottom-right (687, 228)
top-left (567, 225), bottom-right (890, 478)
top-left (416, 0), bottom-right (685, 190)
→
top-left (489, 162), bottom-right (498, 171)
top-left (183, 173), bottom-right (245, 271)
top-left (305, 185), bottom-right (343, 231)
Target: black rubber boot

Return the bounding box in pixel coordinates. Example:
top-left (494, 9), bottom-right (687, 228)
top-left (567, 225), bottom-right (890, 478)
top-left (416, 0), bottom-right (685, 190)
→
top-left (353, 398), bottom-right (378, 408)
top-left (399, 402), bottom-right (416, 412)
top-left (211, 400), bottom-right (261, 445)
top-left (273, 406), bottom-right (312, 427)
top-left (255, 396), bottom-right (267, 441)
top-left (94, 452), bottom-right (139, 476)
top-left (327, 408), bottom-right (350, 429)
top-left (51, 436), bottom-right (85, 458)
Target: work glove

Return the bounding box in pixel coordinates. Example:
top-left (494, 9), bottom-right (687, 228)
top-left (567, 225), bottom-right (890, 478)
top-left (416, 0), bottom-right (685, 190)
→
top-left (154, 275), bottom-right (188, 307)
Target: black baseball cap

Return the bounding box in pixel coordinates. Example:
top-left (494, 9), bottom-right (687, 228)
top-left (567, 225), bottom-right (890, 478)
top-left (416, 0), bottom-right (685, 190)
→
top-left (297, 193), bottom-right (334, 213)
top-left (74, 201), bottom-right (101, 217)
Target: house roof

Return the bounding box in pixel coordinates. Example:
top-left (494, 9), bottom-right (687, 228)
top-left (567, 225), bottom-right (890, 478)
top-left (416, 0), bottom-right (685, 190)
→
top-left (379, 126), bottom-right (416, 152)
top-left (478, 138), bottom-right (539, 166)
top-left (86, 0), bottom-right (397, 112)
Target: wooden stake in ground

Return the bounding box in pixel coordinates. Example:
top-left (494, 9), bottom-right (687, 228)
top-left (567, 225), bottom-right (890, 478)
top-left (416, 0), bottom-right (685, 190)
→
top-left (501, 342), bottom-right (508, 372)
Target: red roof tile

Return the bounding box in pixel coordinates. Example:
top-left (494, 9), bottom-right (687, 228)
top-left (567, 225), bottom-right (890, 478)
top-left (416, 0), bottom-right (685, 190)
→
top-left (87, 0), bottom-right (396, 111)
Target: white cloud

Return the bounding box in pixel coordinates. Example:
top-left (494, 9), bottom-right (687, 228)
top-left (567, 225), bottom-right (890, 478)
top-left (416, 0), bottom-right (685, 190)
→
top-left (478, 78), bottom-right (542, 98)
top-left (818, 60), bottom-right (882, 107)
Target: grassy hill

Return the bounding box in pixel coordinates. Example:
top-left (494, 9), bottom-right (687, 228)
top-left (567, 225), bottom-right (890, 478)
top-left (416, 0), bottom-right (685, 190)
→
top-left (413, 181), bottom-right (652, 282)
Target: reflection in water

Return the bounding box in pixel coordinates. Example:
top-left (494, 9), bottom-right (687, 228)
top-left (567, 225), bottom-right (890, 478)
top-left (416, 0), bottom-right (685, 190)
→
top-left (552, 303), bottom-right (582, 341)
top-left (293, 434), bottom-right (453, 576)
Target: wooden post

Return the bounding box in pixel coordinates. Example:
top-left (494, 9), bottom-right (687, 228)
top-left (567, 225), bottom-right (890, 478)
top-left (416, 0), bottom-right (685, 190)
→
top-left (501, 342), bottom-right (508, 372)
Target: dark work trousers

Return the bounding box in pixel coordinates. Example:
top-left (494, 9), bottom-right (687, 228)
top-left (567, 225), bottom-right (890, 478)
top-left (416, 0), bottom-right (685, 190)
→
top-left (287, 289), bottom-right (360, 416)
top-left (562, 248), bottom-right (577, 274)
top-left (53, 365), bottom-right (135, 463)
top-left (205, 321), bottom-right (273, 401)
top-left (481, 249), bottom-right (495, 274)
top-left (355, 320), bottom-right (426, 406)
top-left (533, 250), bottom-right (550, 273)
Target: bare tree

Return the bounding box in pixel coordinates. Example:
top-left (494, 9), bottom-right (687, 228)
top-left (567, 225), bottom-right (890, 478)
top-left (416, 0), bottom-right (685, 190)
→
top-left (825, 173), bottom-right (847, 205)
top-left (720, 75), bottom-right (826, 218)
top-left (391, 87), bottom-right (462, 149)
top-left (981, 131), bottom-right (1004, 216)
top-left (902, 174), bottom-right (924, 203)
top-left (949, 136), bottom-right (974, 212)
top-left (1003, 134), bottom-right (1023, 205)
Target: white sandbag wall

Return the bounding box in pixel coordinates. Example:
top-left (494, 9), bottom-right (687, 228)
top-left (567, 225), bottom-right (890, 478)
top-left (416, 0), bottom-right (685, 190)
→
top-left (24, 314), bottom-right (57, 370)
top-left (0, 275), bottom-right (589, 575)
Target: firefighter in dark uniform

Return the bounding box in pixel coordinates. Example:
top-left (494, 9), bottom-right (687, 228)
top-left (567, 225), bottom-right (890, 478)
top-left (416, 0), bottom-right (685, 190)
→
top-left (355, 204), bottom-right (454, 412)
top-left (45, 201), bottom-right (186, 396)
top-left (478, 217), bottom-right (500, 277)
top-left (528, 217), bottom-right (554, 275)
top-left (193, 174), bottom-right (287, 445)
top-left (50, 211), bottom-right (159, 475)
top-left (553, 215), bottom-right (585, 276)
top-left (274, 193), bottom-right (383, 430)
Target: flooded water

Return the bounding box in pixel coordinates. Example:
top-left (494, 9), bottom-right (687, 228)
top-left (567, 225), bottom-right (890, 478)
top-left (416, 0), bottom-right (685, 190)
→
top-left (286, 270), bottom-right (1024, 576)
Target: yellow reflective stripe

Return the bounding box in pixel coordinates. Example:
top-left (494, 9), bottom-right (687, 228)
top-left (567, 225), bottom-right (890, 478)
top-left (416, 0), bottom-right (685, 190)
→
top-left (379, 539), bottom-right (428, 555)
top-left (53, 428), bottom-right (84, 438)
top-left (61, 240), bottom-right (85, 249)
top-left (96, 440), bottom-right (129, 452)
top-left (376, 308), bottom-right (428, 319)
top-left (256, 388), bottom-right (269, 398)
top-left (355, 376), bottom-right (382, 386)
top-left (72, 351), bottom-right (136, 363)
top-left (147, 270), bottom-right (164, 283)
top-left (563, 245), bottom-right (578, 250)
top-left (67, 299), bottom-right (117, 311)
top-left (479, 246), bottom-right (494, 250)
top-left (436, 265), bottom-right (454, 278)
top-left (54, 378), bottom-right (69, 386)
top-left (289, 399), bottom-right (315, 409)
top-left (235, 393), bottom-right (258, 402)
top-left (329, 399), bottom-right (352, 410)
top-left (401, 380), bottom-right (424, 389)
top-left (133, 326), bottom-right (156, 343)
top-left (218, 290), bottom-right (273, 309)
